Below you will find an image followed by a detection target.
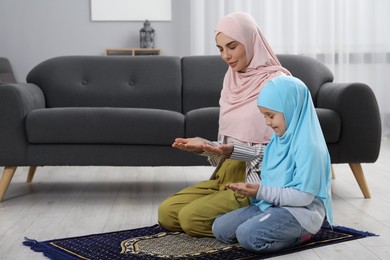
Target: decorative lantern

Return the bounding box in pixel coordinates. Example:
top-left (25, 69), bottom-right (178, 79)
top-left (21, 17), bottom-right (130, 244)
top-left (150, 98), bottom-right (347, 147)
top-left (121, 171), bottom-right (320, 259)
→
top-left (140, 20), bottom-right (155, 48)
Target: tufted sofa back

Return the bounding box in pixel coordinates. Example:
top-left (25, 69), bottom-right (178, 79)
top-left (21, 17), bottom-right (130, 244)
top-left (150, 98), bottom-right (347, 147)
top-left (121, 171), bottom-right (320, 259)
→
top-left (27, 55), bottom-right (334, 114)
top-left (27, 56), bottom-right (182, 112)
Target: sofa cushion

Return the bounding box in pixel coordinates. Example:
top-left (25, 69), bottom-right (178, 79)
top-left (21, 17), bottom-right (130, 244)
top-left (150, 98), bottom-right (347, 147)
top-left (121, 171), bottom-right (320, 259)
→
top-left (182, 56), bottom-right (227, 114)
top-left (185, 107), bottom-right (220, 141)
top-left (185, 107), bottom-right (340, 144)
top-left (26, 107), bottom-right (184, 145)
top-left (26, 56), bottom-right (182, 112)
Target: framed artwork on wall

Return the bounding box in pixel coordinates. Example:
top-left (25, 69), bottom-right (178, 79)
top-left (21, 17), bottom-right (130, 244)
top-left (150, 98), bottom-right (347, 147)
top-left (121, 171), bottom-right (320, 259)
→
top-left (91, 0), bottom-right (171, 21)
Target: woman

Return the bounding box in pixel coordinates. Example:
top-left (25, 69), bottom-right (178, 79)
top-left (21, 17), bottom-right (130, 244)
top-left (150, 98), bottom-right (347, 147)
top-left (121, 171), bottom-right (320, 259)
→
top-left (209, 76), bottom-right (334, 252)
top-left (158, 12), bottom-right (291, 237)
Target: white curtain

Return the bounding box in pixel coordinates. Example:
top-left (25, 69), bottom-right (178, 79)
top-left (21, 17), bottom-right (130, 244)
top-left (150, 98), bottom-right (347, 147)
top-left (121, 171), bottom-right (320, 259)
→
top-left (189, 0), bottom-right (390, 138)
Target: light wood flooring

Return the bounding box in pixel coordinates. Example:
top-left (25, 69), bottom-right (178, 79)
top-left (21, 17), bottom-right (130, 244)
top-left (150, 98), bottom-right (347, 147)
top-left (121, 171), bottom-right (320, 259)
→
top-left (1, 138), bottom-right (390, 259)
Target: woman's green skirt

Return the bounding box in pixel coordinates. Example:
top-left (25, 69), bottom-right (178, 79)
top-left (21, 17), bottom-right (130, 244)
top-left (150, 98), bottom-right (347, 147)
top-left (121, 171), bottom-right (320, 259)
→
top-left (158, 159), bottom-right (250, 237)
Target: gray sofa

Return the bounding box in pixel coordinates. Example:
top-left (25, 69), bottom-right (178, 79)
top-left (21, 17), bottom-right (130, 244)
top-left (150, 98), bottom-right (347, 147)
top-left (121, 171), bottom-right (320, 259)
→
top-left (0, 55), bottom-right (381, 201)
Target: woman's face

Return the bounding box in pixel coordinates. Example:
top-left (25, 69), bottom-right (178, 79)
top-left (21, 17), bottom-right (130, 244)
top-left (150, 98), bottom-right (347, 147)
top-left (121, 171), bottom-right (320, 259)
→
top-left (259, 106), bottom-right (286, 137)
top-left (216, 33), bottom-right (248, 73)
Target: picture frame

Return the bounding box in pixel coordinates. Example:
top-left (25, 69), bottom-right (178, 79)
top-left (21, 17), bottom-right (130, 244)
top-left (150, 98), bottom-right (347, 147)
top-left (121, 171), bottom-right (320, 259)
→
top-left (91, 0), bottom-right (171, 21)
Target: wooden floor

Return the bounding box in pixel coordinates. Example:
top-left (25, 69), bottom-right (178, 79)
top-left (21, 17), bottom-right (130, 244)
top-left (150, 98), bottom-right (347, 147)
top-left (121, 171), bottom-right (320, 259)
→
top-left (1, 138), bottom-right (390, 259)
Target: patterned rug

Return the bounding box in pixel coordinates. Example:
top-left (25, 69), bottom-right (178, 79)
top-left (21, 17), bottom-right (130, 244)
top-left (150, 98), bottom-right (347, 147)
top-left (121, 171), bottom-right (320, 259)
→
top-left (23, 224), bottom-right (377, 259)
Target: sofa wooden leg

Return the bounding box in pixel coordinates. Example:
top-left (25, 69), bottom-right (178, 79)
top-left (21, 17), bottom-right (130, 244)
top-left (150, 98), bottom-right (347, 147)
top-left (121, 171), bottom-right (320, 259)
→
top-left (331, 165), bottom-right (336, 179)
top-left (0, 166), bottom-right (17, 202)
top-left (26, 166), bottom-right (37, 183)
top-left (349, 163), bottom-right (371, 199)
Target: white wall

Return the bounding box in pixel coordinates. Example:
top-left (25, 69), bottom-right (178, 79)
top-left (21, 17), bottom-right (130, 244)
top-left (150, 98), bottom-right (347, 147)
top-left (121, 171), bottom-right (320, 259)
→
top-left (0, 0), bottom-right (192, 82)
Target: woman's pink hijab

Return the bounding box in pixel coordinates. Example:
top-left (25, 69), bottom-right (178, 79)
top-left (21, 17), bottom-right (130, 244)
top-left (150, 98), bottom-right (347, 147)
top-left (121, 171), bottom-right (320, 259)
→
top-left (215, 12), bottom-right (291, 143)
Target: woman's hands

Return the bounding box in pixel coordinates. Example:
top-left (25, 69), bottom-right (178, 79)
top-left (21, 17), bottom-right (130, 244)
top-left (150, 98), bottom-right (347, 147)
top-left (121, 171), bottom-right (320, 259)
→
top-left (202, 143), bottom-right (234, 157)
top-left (172, 138), bottom-right (206, 154)
top-left (225, 182), bottom-right (260, 197)
top-left (172, 137), bottom-right (234, 157)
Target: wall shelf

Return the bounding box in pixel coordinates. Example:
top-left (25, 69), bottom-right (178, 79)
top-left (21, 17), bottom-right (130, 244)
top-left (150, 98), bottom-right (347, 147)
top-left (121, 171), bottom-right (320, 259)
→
top-left (105, 48), bottom-right (161, 56)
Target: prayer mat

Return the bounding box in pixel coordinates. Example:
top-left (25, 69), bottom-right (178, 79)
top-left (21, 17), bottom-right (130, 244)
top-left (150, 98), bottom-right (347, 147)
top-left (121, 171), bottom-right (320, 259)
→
top-left (23, 224), bottom-right (378, 259)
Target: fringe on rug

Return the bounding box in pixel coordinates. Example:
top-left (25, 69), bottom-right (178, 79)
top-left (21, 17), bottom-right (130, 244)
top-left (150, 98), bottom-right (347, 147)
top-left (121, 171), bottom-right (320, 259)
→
top-left (23, 237), bottom-right (78, 260)
top-left (333, 226), bottom-right (379, 237)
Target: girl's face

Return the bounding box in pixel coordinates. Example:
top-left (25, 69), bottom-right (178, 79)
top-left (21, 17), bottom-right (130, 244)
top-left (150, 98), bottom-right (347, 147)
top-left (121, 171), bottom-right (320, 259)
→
top-left (259, 106), bottom-right (286, 137)
top-left (216, 33), bottom-right (248, 72)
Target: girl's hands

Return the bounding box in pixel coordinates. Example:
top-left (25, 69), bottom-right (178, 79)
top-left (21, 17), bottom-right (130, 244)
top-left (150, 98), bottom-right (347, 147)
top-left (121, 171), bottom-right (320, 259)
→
top-left (172, 138), bottom-right (205, 153)
top-left (225, 182), bottom-right (260, 197)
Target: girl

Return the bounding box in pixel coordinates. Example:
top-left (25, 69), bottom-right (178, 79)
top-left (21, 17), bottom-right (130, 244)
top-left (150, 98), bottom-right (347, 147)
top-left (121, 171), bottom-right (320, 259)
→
top-left (158, 12), bottom-right (291, 237)
top-left (206, 76), bottom-right (333, 252)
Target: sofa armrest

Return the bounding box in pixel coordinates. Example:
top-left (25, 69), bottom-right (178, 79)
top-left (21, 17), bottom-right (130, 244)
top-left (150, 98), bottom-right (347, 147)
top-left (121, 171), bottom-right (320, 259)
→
top-left (0, 83), bottom-right (45, 165)
top-left (317, 82), bottom-right (381, 163)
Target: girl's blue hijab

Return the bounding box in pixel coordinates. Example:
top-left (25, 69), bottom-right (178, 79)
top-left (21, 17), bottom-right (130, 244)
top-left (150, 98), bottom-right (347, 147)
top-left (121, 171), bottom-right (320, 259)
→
top-left (256, 75), bottom-right (333, 224)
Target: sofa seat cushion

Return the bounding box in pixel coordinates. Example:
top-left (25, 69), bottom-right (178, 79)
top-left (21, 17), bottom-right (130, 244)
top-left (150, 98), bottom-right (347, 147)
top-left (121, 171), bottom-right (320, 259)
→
top-left (316, 108), bottom-right (341, 143)
top-left (26, 107), bottom-right (184, 145)
top-left (185, 107), bottom-right (340, 144)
